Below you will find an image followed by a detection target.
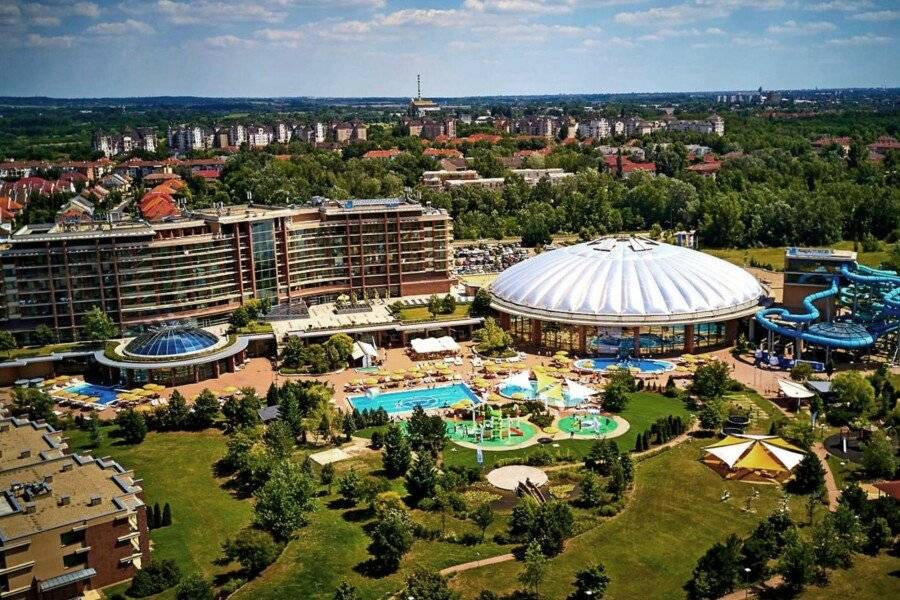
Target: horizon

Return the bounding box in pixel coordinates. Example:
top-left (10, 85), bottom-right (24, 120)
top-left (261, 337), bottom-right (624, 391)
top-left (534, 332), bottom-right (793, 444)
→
top-left (0, 1), bottom-right (898, 98)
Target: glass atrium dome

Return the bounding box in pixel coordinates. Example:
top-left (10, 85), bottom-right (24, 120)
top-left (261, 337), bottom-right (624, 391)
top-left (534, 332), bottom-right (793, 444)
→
top-left (124, 325), bottom-right (220, 358)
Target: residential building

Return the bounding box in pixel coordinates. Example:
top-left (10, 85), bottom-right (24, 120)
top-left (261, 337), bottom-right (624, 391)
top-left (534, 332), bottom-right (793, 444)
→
top-left (577, 118), bottom-right (610, 140)
top-left (91, 129), bottom-right (157, 158)
top-left (330, 121), bottom-right (367, 143)
top-left (0, 198), bottom-right (453, 341)
top-left (0, 417), bottom-right (150, 600)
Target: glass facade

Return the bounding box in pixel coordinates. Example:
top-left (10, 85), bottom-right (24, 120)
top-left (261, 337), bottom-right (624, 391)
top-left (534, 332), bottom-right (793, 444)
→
top-left (251, 220), bottom-right (278, 300)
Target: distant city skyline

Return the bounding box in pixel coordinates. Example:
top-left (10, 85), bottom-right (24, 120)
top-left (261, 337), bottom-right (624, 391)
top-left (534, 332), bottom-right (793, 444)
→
top-left (0, 0), bottom-right (898, 98)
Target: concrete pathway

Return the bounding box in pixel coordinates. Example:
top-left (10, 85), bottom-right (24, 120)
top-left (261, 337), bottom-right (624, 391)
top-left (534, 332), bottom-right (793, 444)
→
top-left (812, 442), bottom-right (841, 510)
top-left (439, 552), bottom-right (516, 576)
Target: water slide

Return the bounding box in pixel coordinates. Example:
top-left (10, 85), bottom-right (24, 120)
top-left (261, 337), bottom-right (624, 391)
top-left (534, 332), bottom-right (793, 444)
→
top-left (755, 262), bottom-right (900, 351)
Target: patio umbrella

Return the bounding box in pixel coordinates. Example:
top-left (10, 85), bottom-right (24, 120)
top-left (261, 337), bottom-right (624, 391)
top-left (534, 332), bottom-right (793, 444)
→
top-left (364, 378), bottom-right (378, 386)
top-left (224, 386), bottom-right (240, 394)
top-left (451, 398), bottom-right (474, 409)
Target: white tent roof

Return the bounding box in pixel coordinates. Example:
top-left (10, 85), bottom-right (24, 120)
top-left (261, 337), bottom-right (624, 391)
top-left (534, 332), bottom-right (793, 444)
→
top-left (503, 370), bottom-right (532, 389)
top-left (762, 442), bottom-right (805, 471)
top-left (489, 236), bottom-right (764, 326)
top-left (777, 378), bottom-right (815, 399)
top-left (705, 440), bottom-right (754, 468)
top-left (564, 378), bottom-right (598, 400)
top-left (410, 336), bottom-right (460, 354)
top-left (351, 340), bottom-right (377, 360)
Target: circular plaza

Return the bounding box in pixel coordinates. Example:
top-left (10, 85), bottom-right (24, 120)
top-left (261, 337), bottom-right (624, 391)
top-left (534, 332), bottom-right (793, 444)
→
top-left (489, 236), bottom-right (766, 355)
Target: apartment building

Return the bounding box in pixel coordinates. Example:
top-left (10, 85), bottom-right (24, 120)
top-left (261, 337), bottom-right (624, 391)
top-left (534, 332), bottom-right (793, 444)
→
top-left (0, 198), bottom-right (453, 341)
top-left (91, 129), bottom-right (157, 158)
top-left (0, 418), bottom-right (150, 600)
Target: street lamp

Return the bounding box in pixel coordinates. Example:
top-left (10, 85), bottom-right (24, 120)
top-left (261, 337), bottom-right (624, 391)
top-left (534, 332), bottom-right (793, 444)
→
top-left (744, 567), bottom-right (751, 599)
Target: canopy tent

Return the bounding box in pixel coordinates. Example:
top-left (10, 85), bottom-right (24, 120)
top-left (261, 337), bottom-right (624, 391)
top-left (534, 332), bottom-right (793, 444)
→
top-left (410, 336), bottom-right (460, 356)
top-left (564, 379), bottom-right (598, 403)
top-left (703, 434), bottom-right (805, 483)
top-left (502, 370), bottom-right (532, 390)
top-left (351, 340), bottom-right (378, 367)
top-left (777, 379), bottom-right (815, 400)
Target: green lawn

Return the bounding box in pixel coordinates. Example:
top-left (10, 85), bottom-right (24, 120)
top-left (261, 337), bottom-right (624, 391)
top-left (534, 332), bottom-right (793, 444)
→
top-left (459, 273), bottom-right (498, 288)
top-left (449, 441), bottom-right (810, 600)
top-left (397, 303), bottom-right (472, 323)
top-left (4, 342), bottom-right (83, 359)
top-left (231, 454), bottom-right (513, 600)
top-left (68, 427), bottom-right (253, 598)
top-left (797, 551), bottom-right (900, 599)
top-left (443, 392), bottom-right (693, 470)
top-left (234, 321), bottom-right (274, 334)
top-left (704, 241), bottom-right (890, 272)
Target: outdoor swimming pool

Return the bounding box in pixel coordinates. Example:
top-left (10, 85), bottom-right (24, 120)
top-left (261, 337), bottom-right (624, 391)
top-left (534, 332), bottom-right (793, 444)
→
top-left (574, 358), bottom-right (676, 374)
top-left (64, 383), bottom-right (121, 406)
top-left (349, 383), bottom-right (481, 414)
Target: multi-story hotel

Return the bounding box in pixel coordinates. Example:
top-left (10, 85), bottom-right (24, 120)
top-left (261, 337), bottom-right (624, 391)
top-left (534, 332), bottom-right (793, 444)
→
top-left (0, 198), bottom-right (454, 342)
top-left (0, 417), bottom-right (150, 600)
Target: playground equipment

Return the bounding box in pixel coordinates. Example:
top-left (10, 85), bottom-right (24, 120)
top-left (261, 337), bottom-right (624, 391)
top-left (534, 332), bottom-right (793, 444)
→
top-left (755, 261), bottom-right (900, 363)
top-left (448, 403), bottom-right (527, 443)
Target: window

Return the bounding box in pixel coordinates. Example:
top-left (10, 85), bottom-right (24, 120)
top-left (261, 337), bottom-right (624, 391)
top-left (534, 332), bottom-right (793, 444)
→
top-left (63, 552), bottom-right (87, 568)
top-left (60, 529), bottom-right (85, 546)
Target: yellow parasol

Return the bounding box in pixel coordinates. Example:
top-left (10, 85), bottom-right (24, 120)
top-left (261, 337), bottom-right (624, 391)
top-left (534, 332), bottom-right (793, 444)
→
top-left (450, 398), bottom-right (474, 409)
top-left (224, 386), bottom-right (240, 394)
top-left (364, 378), bottom-right (378, 386)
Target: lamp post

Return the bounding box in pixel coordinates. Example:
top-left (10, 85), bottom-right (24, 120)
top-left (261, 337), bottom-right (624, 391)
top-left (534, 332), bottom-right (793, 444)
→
top-left (744, 566), bottom-right (751, 599)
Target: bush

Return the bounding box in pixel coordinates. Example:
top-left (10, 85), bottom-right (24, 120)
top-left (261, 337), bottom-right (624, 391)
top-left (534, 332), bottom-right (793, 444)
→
top-left (175, 573), bottom-right (214, 600)
top-left (222, 528), bottom-right (282, 576)
top-left (128, 559), bottom-right (181, 597)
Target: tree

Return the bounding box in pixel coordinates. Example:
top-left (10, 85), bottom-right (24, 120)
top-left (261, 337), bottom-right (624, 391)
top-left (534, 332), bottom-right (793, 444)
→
top-left (221, 528), bottom-right (281, 576)
top-left (128, 559), bottom-right (181, 597)
top-left (698, 399), bottom-right (726, 431)
top-left (338, 469), bottom-right (362, 505)
top-left (323, 333), bottom-right (354, 369)
top-left (115, 409), bottom-right (148, 444)
top-left (230, 306), bottom-right (251, 329)
top-left (518, 540), bottom-right (548, 595)
top-left (442, 294), bottom-right (457, 314)
top-left (253, 460), bottom-right (317, 540)
top-left (320, 462), bottom-right (335, 492)
top-left (692, 361), bottom-right (731, 400)
top-left (471, 288), bottom-right (492, 317)
top-left (162, 503), bottom-right (172, 527)
top-left (192, 389), bottom-right (220, 429)
top-left (175, 573), bottom-right (213, 600)
top-left (777, 529), bottom-right (816, 593)
top-left (264, 420), bottom-right (295, 460)
top-left (33, 324), bottom-right (55, 346)
top-left (428, 294), bottom-right (444, 317)
top-left (405, 453), bottom-right (437, 503)
top-left (790, 452), bottom-right (825, 496)
top-left (341, 411), bottom-right (356, 441)
top-left (12, 388), bottom-right (57, 426)
top-left (831, 371), bottom-right (876, 420)
top-left (790, 361), bottom-right (813, 383)
top-left (152, 503), bottom-right (161, 529)
top-left (164, 391), bottom-right (190, 430)
top-left (333, 582), bottom-right (360, 600)
top-left (602, 379), bottom-right (629, 413)
top-left (474, 317), bottom-right (513, 356)
top-left (382, 423), bottom-right (412, 478)
top-left (471, 503), bottom-right (495, 542)
top-left (685, 535), bottom-right (742, 600)
top-left (88, 414), bottom-right (104, 447)
top-left (861, 430), bottom-right (896, 479)
top-left (404, 568), bottom-right (460, 600)
top-left (578, 471), bottom-right (603, 508)
top-left (367, 509), bottom-right (413, 574)
top-left (222, 390), bottom-right (262, 433)
top-left (568, 563), bottom-right (611, 600)
top-left (0, 330), bottom-right (16, 357)
top-left (406, 405), bottom-right (448, 457)
top-left (82, 306), bottom-right (119, 342)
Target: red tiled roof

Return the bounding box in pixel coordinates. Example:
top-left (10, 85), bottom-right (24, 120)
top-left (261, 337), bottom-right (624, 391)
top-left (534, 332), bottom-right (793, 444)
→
top-left (873, 480), bottom-right (900, 501)
top-left (363, 149), bottom-right (402, 159)
top-left (194, 170), bottom-right (221, 179)
top-left (687, 161), bottom-right (721, 174)
top-left (604, 155), bottom-right (656, 174)
top-left (423, 148), bottom-right (463, 158)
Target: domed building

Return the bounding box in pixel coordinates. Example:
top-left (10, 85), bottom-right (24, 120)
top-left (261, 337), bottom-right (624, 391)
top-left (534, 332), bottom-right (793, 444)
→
top-left (95, 324), bottom-right (249, 386)
top-left (489, 236), bottom-right (766, 355)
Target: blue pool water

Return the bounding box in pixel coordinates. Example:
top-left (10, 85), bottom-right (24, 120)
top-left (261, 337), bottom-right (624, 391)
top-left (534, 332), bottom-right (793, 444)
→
top-left (349, 383), bottom-right (481, 414)
top-left (574, 358), bottom-right (675, 374)
top-left (65, 383), bottom-right (120, 406)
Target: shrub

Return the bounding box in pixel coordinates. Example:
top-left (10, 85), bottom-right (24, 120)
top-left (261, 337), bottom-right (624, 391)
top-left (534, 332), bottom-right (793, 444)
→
top-left (128, 559), bottom-right (181, 597)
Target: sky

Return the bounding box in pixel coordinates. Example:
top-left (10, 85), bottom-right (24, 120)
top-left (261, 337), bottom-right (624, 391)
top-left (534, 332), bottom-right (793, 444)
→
top-left (0, 0), bottom-right (898, 98)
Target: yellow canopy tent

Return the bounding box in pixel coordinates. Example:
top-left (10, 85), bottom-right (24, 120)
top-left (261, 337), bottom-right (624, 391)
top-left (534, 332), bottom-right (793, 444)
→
top-left (703, 434), bottom-right (805, 483)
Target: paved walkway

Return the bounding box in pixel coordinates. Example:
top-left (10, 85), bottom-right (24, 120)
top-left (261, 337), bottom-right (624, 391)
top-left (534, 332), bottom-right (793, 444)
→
top-left (813, 442), bottom-right (841, 510)
top-left (439, 553), bottom-right (515, 576)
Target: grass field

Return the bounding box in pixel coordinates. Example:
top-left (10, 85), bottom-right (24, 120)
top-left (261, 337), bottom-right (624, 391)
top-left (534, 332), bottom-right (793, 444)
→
top-left (397, 303), bottom-right (472, 323)
top-left (704, 241), bottom-right (891, 272)
top-left (448, 440), bottom-right (812, 600)
top-left (4, 342), bottom-right (82, 359)
top-left (68, 427), bottom-right (253, 599)
top-left (797, 551), bottom-right (900, 599)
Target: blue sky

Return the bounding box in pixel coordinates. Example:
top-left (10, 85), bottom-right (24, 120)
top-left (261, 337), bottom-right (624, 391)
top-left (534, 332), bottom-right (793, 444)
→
top-left (0, 0), bottom-right (897, 97)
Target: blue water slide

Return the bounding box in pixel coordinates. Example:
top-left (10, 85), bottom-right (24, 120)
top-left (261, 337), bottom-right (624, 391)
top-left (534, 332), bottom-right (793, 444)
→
top-left (839, 265), bottom-right (900, 317)
top-left (754, 278), bottom-right (874, 349)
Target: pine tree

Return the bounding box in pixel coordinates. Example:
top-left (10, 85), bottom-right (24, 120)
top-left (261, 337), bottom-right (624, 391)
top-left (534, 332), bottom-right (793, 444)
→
top-left (152, 503), bottom-right (161, 529)
top-left (642, 430), bottom-right (650, 449)
top-left (162, 503), bottom-right (172, 527)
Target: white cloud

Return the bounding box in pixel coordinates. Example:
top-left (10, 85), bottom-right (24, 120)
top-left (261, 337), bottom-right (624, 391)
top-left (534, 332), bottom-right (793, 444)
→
top-left (766, 20), bottom-right (835, 34)
top-left (86, 19), bottom-right (154, 36)
top-left (378, 9), bottom-right (467, 28)
top-left (464, 0), bottom-right (574, 14)
top-left (732, 35), bottom-right (778, 47)
top-left (31, 15), bottom-right (60, 27)
top-left (849, 10), bottom-right (900, 21)
top-left (72, 2), bottom-right (100, 18)
top-left (826, 33), bottom-right (892, 45)
top-left (130, 0), bottom-right (286, 25)
top-left (805, 0), bottom-right (873, 11)
top-left (614, 1), bottom-right (783, 26)
top-left (27, 32), bottom-right (78, 47)
top-left (638, 26), bottom-right (727, 41)
top-left (203, 34), bottom-right (258, 48)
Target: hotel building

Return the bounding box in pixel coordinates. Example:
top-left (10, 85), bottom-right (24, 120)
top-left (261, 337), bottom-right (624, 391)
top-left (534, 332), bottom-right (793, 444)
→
top-left (0, 417), bottom-right (150, 600)
top-left (0, 198), bottom-right (454, 342)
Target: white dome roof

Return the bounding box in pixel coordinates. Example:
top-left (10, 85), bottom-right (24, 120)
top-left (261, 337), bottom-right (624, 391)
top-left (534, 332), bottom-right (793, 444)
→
top-left (490, 237), bottom-right (765, 326)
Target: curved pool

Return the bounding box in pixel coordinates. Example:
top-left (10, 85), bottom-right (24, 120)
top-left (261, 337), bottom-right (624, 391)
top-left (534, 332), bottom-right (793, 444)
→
top-left (574, 358), bottom-right (675, 374)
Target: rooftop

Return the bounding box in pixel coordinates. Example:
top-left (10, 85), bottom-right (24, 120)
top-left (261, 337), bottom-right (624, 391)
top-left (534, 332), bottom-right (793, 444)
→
top-left (0, 455), bottom-right (143, 542)
top-left (0, 418), bottom-right (67, 473)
